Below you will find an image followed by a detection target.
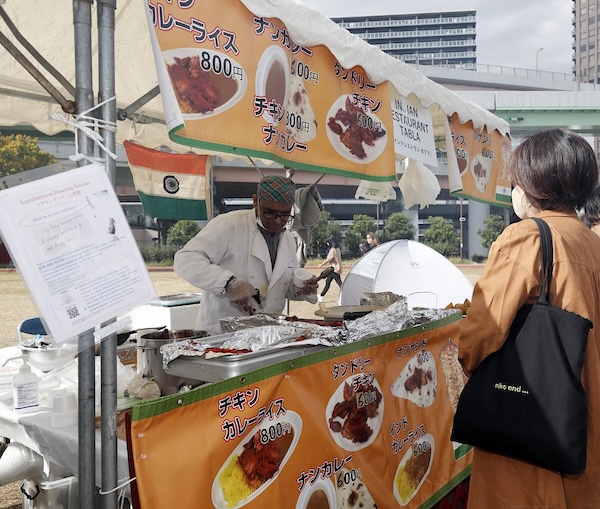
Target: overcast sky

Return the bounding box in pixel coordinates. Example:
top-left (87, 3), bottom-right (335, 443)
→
top-left (298, 0), bottom-right (573, 75)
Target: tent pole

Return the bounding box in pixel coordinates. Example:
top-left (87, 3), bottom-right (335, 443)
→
top-left (98, 1), bottom-right (118, 508)
top-left (73, 1), bottom-right (97, 507)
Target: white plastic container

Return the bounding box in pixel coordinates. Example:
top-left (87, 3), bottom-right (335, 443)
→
top-left (22, 476), bottom-right (78, 509)
top-left (13, 361), bottom-right (40, 413)
top-left (293, 268), bottom-right (312, 287)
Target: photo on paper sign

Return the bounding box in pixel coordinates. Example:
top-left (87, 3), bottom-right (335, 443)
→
top-left (284, 72), bottom-right (318, 143)
top-left (470, 153), bottom-right (493, 193)
top-left (212, 411), bottom-right (302, 509)
top-left (455, 147), bottom-right (469, 176)
top-left (335, 467), bottom-right (378, 509)
top-left (295, 475), bottom-right (336, 509)
top-left (326, 94), bottom-right (387, 164)
top-left (325, 374), bottom-right (384, 452)
top-left (163, 48), bottom-right (247, 119)
top-left (390, 349), bottom-right (437, 409)
top-left (255, 45), bottom-right (290, 126)
top-left (393, 434), bottom-right (435, 506)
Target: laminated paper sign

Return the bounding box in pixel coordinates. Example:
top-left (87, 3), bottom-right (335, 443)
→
top-left (0, 164), bottom-right (156, 343)
top-left (131, 316), bottom-right (472, 509)
top-left (448, 113), bottom-right (512, 207)
top-left (144, 0), bottom-right (397, 181)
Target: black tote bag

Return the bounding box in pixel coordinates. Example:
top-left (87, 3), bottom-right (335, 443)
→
top-left (451, 217), bottom-right (591, 474)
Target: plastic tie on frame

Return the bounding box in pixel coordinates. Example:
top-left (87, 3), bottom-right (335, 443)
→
top-left (48, 95), bottom-right (118, 164)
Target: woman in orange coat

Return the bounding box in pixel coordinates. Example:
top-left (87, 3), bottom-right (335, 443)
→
top-left (458, 129), bottom-right (600, 508)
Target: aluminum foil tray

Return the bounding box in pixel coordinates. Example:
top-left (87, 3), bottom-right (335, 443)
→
top-left (164, 334), bottom-right (327, 383)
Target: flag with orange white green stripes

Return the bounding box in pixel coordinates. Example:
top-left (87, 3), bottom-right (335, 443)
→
top-left (124, 140), bottom-right (211, 220)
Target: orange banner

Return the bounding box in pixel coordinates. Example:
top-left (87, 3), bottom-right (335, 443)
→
top-left (449, 113), bottom-right (511, 207)
top-left (144, 0), bottom-right (396, 181)
top-left (131, 316), bottom-right (472, 508)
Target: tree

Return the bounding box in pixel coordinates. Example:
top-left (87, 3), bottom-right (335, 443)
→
top-left (166, 220), bottom-right (200, 247)
top-left (309, 210), bottom-right (342, 257)
top-left (385, 212), bottom-right (415, 241)
top-left (0, 134), bottom-right (56, 176)
top-left (478, 214), bottom-right (505, 249)
top-left (422, 216), bottom-right (459, 257)
top-left (344, 214), bottom-right (376, 257)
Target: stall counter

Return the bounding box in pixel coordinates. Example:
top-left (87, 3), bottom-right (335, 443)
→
top-left (131, 313), bottom-right (472, 509)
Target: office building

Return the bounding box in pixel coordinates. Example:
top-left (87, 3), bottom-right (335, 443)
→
top-left (572, 0), bottom-right (600, 155)
top-left (331, 11), bottom-right (476, 69)
top-left (572, 0), bottom-right (599, 83)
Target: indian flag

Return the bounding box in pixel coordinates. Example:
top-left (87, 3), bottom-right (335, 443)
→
top-left (124, 140), bottom-right (211, 220)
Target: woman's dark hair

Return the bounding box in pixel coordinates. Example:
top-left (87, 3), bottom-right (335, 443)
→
top-left (327, 236), bottom-right (340, 248)
top-left (583, 185), bottom-right (600, 228)
top-left (507, 128), bottom-right (598, 211)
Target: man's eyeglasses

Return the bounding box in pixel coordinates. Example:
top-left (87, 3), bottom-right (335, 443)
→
top-left (259, 204), bottom-right (293, 222)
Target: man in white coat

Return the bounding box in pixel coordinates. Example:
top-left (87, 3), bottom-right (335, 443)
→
top-left (174, 175), bottom-right (318, 334)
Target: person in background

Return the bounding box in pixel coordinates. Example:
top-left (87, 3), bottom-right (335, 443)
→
top-left (359, 232), bottom-right (380, 255)
top-left (458, 128), bottom-right (600, 508)
top-left (366, 232), bottom-right (379, 250)
top-left (582, 184), bottom-right (600, 237)
top-left (174, 175), bottom-right (318, 335)
top-left (317, 237), bottom-right (343, 303)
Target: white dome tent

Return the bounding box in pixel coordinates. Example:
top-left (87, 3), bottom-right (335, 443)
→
top-left (340, 240), bottom-right (474, 309)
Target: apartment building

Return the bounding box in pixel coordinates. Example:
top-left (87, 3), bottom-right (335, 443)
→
top-left (573, 0), bottom-right (600, 83)
top-left (331, 11), bottom-right (477, 69)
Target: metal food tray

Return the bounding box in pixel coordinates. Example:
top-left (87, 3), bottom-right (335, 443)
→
top-left (163, 332), bottom-right (329, 383)
top-left (148, 292), bottom-right (202, 307)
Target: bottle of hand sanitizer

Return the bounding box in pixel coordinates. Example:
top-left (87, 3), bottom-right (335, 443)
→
top-left (13, 360), bottom-right (40, 413)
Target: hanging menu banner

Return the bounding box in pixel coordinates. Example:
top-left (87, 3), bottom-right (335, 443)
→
top-left (144, 0), bottom-right (398, 181)
top-left (131, 316), bottom-right (472, 509)
top-left (448, 113), bottom-right (512, 207)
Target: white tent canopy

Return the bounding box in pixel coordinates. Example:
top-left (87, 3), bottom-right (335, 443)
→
top-left (0, 0), bottom-right (509, 162)
top-left (340, 240), bottom-right (474, 309)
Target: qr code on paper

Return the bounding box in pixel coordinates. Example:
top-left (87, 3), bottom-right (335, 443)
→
top-left (66, 306), bottom-right (79, 319)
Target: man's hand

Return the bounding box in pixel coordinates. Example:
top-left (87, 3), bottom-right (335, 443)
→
top-left (225, 278), bottom-right (257, 314)
top-left (298, 277), bottom-right (318, 296)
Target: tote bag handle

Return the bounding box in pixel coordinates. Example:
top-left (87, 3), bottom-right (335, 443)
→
top-left (532, 217), bottom-right (552, 305)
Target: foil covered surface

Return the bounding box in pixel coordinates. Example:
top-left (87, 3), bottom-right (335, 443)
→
top-left (219, 314), bottom-right (283, 332)
top-left (160, 324), bottom-right (336, 367)
top-left (343, 300), bottom-right (458, 343)
top-left (160, 301), bottom-right (459, 367)
top-left (160, 339), bottom-right (213, 368)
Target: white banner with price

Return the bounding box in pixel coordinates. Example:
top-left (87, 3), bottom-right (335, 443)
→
top-left (391, 89), bottom-right (438, 167)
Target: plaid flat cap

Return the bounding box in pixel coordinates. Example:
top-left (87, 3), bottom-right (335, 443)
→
top-left (257, 175), bottom-right (296, 205)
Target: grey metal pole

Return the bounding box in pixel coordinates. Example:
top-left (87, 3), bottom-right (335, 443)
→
top-left (98, 1), bottom-right (118, 507)
top-left (73, 1), bottom-right (97, 507)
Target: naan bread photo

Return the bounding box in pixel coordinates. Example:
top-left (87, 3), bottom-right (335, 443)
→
top-left (439, 339), bottom-right (465, 413)
top-left (335, 468), bottom-right (378, 509)
top-left (390, 350), bottom-right (437, 408)
top-left (285, 73), bottom-right (317, 143)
